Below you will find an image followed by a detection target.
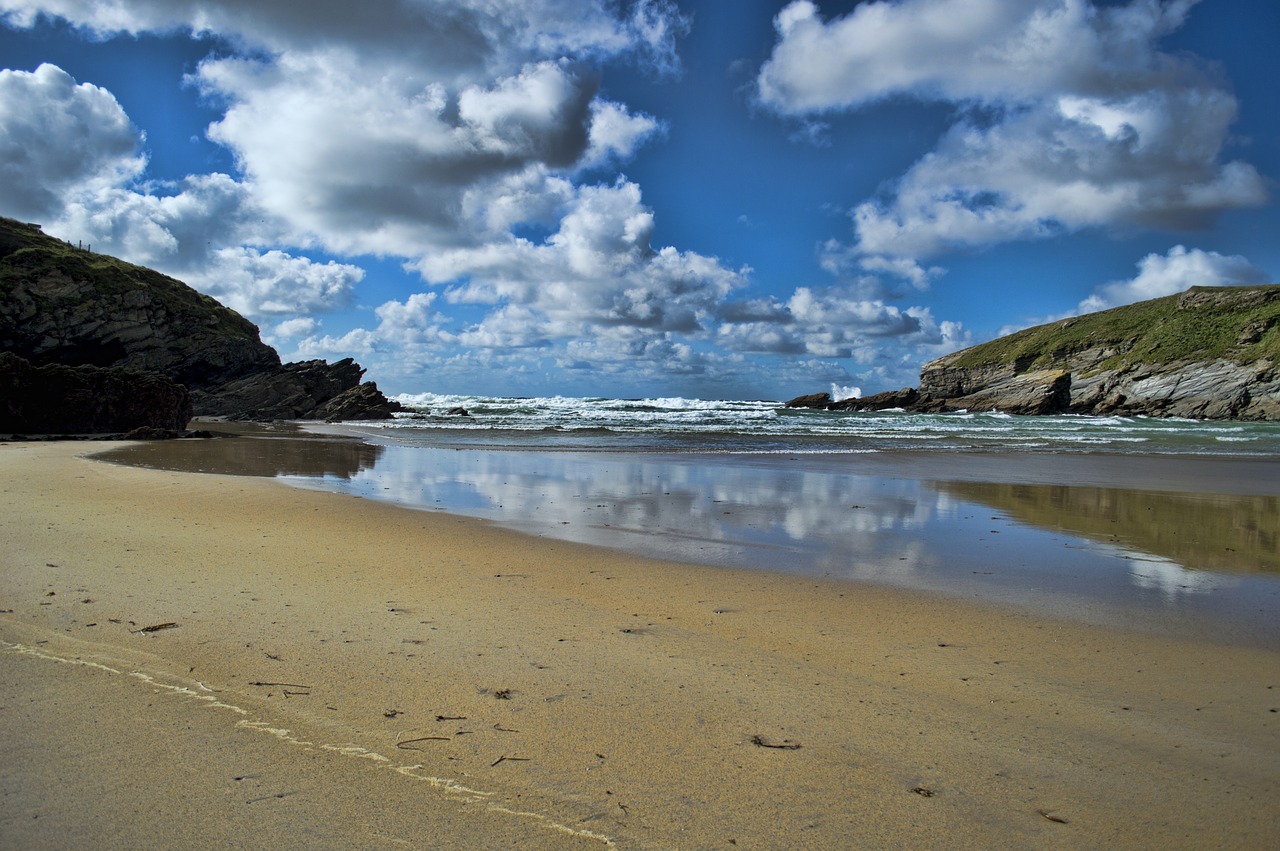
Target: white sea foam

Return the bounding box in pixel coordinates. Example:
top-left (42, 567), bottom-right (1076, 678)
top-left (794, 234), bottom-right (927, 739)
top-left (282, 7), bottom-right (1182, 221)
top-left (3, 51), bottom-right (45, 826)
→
top-left (372, 393), bottom-right (1280, 456)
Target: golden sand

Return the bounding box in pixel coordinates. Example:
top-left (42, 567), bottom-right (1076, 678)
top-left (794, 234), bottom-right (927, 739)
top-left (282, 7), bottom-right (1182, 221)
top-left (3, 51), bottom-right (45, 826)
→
top-left (2, 440), bottom-right (1277, 848)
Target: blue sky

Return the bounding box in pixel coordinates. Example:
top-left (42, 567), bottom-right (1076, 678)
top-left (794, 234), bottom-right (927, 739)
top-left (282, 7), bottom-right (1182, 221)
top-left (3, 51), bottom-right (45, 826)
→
top-left (1, 0), bottom-right (1276, 400)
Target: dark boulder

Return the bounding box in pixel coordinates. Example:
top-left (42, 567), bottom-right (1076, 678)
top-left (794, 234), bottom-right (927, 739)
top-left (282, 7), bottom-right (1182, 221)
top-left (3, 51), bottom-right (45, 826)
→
top-left (0, 351), bottom-right (191, 433)
top-left (828, 388), bottom-right (921, 411)
top-left (315, 380), bottom-right (404, 421)
top-left (783, 392), bottom-right (832, 409)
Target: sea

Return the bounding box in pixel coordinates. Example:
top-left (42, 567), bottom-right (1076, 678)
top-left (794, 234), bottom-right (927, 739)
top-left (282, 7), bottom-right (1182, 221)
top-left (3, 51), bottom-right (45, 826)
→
top-left (113, 393), bottom-right (1280, 646)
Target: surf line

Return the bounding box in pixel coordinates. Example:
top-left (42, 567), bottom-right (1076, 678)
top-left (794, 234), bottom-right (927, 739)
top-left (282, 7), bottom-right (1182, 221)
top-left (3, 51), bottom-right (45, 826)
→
top-left (0, 640), bottom-right (615, 846)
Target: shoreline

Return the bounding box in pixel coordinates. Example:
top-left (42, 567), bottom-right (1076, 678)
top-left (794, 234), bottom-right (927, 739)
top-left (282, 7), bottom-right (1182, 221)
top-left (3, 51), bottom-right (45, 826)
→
top-left (3, 440), bottom-right (1278, 847)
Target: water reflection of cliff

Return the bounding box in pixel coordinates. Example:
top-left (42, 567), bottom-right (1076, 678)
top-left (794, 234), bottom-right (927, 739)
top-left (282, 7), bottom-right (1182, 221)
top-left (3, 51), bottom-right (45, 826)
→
top-left (102, 435), bottom-right (384, 479)
top-left (934, 481), bottom-right (1278, 575)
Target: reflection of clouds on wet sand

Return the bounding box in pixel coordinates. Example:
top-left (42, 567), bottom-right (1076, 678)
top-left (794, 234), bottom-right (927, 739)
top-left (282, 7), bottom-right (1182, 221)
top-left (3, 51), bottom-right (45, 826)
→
top-left (1126, 554), bottom-right (1235, 600)
top-left (301, 448), bottom-right (953, 579)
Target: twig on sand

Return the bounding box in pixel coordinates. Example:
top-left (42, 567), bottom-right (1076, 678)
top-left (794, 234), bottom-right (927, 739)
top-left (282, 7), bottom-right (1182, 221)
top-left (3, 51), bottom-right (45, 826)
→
top-left (491, 754), bottom-right (531, 767)
top-left (132, 622), bottom-right (179, 634)
top-left (1038, 809), bottom-right (1069, 824)
top-left (249, 681), bottom-right (312, 689)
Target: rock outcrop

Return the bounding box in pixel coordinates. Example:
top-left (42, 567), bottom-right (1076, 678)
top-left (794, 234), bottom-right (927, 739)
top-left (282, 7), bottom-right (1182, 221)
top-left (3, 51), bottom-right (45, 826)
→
top-left (192, 357), bottom-right (402, 421)
top-left (828, 388), bottom-right (921, 412)
top-left (792, 285), bottom-right (1280, 420)
top-left (1, 351), bottom-right (192, 433)
top-left (0, 217), bottom-right (400, 425)
top-left (783, 392), bottom-right (832, 410)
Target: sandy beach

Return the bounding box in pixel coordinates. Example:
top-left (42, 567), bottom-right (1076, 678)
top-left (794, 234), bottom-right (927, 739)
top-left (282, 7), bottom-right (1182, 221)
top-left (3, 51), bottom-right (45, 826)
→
top-left (2, 439), bottom-right (1278, 848)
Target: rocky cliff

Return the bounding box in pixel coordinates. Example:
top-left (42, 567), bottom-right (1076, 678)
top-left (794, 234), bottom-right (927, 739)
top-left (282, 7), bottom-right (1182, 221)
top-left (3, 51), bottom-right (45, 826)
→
top-left (797, 285), bottom-right (1280, 420)
top-left (0, 217), bottom-right (400, 428)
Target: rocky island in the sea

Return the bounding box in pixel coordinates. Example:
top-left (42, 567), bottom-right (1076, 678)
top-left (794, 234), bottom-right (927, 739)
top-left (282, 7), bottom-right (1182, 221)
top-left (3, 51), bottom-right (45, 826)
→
top-left (789, 284), bottom-right (1280, 421)
top-left (0, 216), bottom-right (400, 434)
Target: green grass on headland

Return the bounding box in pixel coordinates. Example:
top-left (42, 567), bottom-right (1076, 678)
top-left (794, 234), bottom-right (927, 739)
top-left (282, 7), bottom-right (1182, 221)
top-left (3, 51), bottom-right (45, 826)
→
top-left (942, 286), bottom-right (1280, 374)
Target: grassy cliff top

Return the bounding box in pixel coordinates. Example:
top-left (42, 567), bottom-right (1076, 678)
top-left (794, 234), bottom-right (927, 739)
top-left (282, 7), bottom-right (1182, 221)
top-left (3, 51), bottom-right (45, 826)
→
top-left (0, 216), bottom-right (261, 341)
top-left (937, 285), bottom-right (1280, 374)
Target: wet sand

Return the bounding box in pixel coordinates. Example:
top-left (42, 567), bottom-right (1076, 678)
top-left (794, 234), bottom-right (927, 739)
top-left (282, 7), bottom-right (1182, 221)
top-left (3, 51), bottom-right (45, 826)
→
top-left (2, 440), bottom-right (1278, 848)
top-left (104, 428), bottom-right (1280, 649)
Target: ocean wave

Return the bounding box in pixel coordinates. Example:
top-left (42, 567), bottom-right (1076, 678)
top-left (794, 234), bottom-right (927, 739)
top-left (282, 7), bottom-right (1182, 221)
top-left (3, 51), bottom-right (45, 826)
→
top-left (370, 392), bottom-right (1280, 457)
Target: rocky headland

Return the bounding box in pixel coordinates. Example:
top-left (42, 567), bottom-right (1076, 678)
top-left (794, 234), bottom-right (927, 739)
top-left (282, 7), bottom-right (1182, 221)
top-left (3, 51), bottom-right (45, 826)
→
top-left (0, 217), bottom-right (400, 433)
top-left (788, 285), bottom-right (1280, 420)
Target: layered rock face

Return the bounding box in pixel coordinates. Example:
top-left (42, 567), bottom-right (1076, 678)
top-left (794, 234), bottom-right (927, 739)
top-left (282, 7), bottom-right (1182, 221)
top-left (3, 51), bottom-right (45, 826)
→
top-left (916, 353), bottom-right (1274, 419)
top-left (0, 217), bottom-right (400, 427)
top-left (794, 285), bottom-right (1280, 420)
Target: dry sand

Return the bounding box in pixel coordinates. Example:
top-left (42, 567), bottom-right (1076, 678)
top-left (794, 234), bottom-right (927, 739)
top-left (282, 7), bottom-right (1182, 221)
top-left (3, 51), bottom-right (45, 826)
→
top-left (1, 440), bottom-right (1277, 849)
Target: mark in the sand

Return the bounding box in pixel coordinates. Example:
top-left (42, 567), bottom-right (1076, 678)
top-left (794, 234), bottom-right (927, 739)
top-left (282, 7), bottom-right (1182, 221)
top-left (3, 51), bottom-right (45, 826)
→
top-left (910, 786), bottom-right (935, 797)
top-left (397, 736), bottom-right (451, 750)
top-left (493, 688), bottom-right (512, 700)
top-left (1038, 809), bottom-right (1068, 824)
top-left (749, 735), bottom-right (802, 750)
top-left (2, 640), bottom-right (615, 846)
top-left (246, 791), bottom-right (298, 804)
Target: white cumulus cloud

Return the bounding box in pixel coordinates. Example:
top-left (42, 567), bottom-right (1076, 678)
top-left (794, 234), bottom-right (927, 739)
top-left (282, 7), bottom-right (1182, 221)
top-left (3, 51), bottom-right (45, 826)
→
top-left (716, 285), bottom-right (968, 360)
top-left (0, 63), bottom-right (144, 220)
top-left (1077, 245), bottom-right (1268, 313)
top-left (757, 0), bottom-right (1266, 274)
top-left (196, 247), bottom-right (363, 317)
top-left (419, 178), bottom-right (745, 337)
top-left (0, 1), bottom-right (697, 334)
